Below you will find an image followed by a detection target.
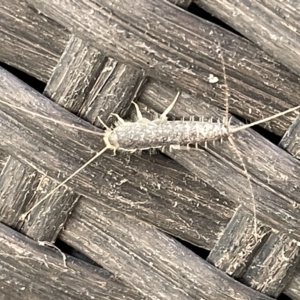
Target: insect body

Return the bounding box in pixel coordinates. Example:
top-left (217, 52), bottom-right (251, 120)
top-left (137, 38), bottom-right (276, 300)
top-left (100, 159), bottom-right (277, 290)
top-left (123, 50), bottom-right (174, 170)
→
top-left (106, 120), bottom-right (229, 151)
top-left (103, 92), bottom-right (238, 154)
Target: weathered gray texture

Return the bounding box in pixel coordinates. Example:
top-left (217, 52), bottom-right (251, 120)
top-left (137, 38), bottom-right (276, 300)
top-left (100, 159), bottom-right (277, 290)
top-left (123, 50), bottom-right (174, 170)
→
top-left (0, 149), bottom-right (80, 242)
top-left (0, 0), bottom-right (69, 81)
top-left (20, 178), bottom-right (80, 242)
top-left (0, 223), bottom-right (144, 300)
top-left (0, 0), bottom-right (299, 135)
top-left (44, 35), bottom-right (146, 127)
top-left (207, 206), bottom-right (300, 298)
top-left (242, 231), bottom-right (300, 298)
top-left (168, 0), bottom-right (192, 8)
top-left (60, 198), bottom-right (273, 300)
top-left (208, 206), bottom-right (272, 278)
top-left (1, 0), bottom-right (300, 298)
top-left (285, 267), bottom-right (300, 300)
top-left (0, 156), bottom-right (40, 227)
top-left (194, 0), bottom-right (300, 76)
top-left (0, 154), bottom-right (79, 242)
top-left (280, 113), bottom-right (300, 158)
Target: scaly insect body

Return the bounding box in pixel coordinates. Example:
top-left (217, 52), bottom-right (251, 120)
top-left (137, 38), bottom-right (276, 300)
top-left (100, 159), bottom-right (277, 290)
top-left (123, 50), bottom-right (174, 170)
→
top-left (105, 119), bottom-right (230, 151)
top-left (102, 92), bottom-right (238, 153)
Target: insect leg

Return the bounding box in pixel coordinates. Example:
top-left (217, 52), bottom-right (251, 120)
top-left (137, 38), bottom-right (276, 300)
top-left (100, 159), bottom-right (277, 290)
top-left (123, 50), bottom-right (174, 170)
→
top-left (110, 113), bottom-right (126, 124)
top-left (131, 101), bottom-right (144, 121)
top-left (156, 91), bottom-right (181, 123)
top-left (97, 116), bottom-right (111, 129)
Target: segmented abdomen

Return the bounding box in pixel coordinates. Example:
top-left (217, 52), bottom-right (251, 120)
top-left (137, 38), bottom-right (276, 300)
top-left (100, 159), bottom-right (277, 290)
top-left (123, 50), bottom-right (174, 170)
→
top-left (107, 121), bottom-right (229, 151)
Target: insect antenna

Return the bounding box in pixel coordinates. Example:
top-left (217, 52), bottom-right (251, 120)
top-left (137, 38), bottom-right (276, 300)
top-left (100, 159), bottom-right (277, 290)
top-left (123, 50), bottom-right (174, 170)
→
top-left (229, 105), bottom-right (300, 134)
top-left (0, 99), bottom-right (105, 136)
top-left (21, 145), bottom-right (110, 220)
top-left (217, 42), bottom-right (230, 131)
top-left (0, 99), bottom-right (112, 220)
top-left (217, 43), bottom-right (259, 240)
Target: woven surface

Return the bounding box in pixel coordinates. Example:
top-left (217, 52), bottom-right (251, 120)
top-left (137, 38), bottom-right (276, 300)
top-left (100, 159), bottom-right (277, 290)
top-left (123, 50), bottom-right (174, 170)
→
top-left (0, 1), bottom-right (300, 299)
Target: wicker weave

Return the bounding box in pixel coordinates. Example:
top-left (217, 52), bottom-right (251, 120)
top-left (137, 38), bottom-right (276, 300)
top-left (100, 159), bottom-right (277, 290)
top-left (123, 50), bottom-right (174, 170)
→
top-left (0, 0), bottom-right (300, 299)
